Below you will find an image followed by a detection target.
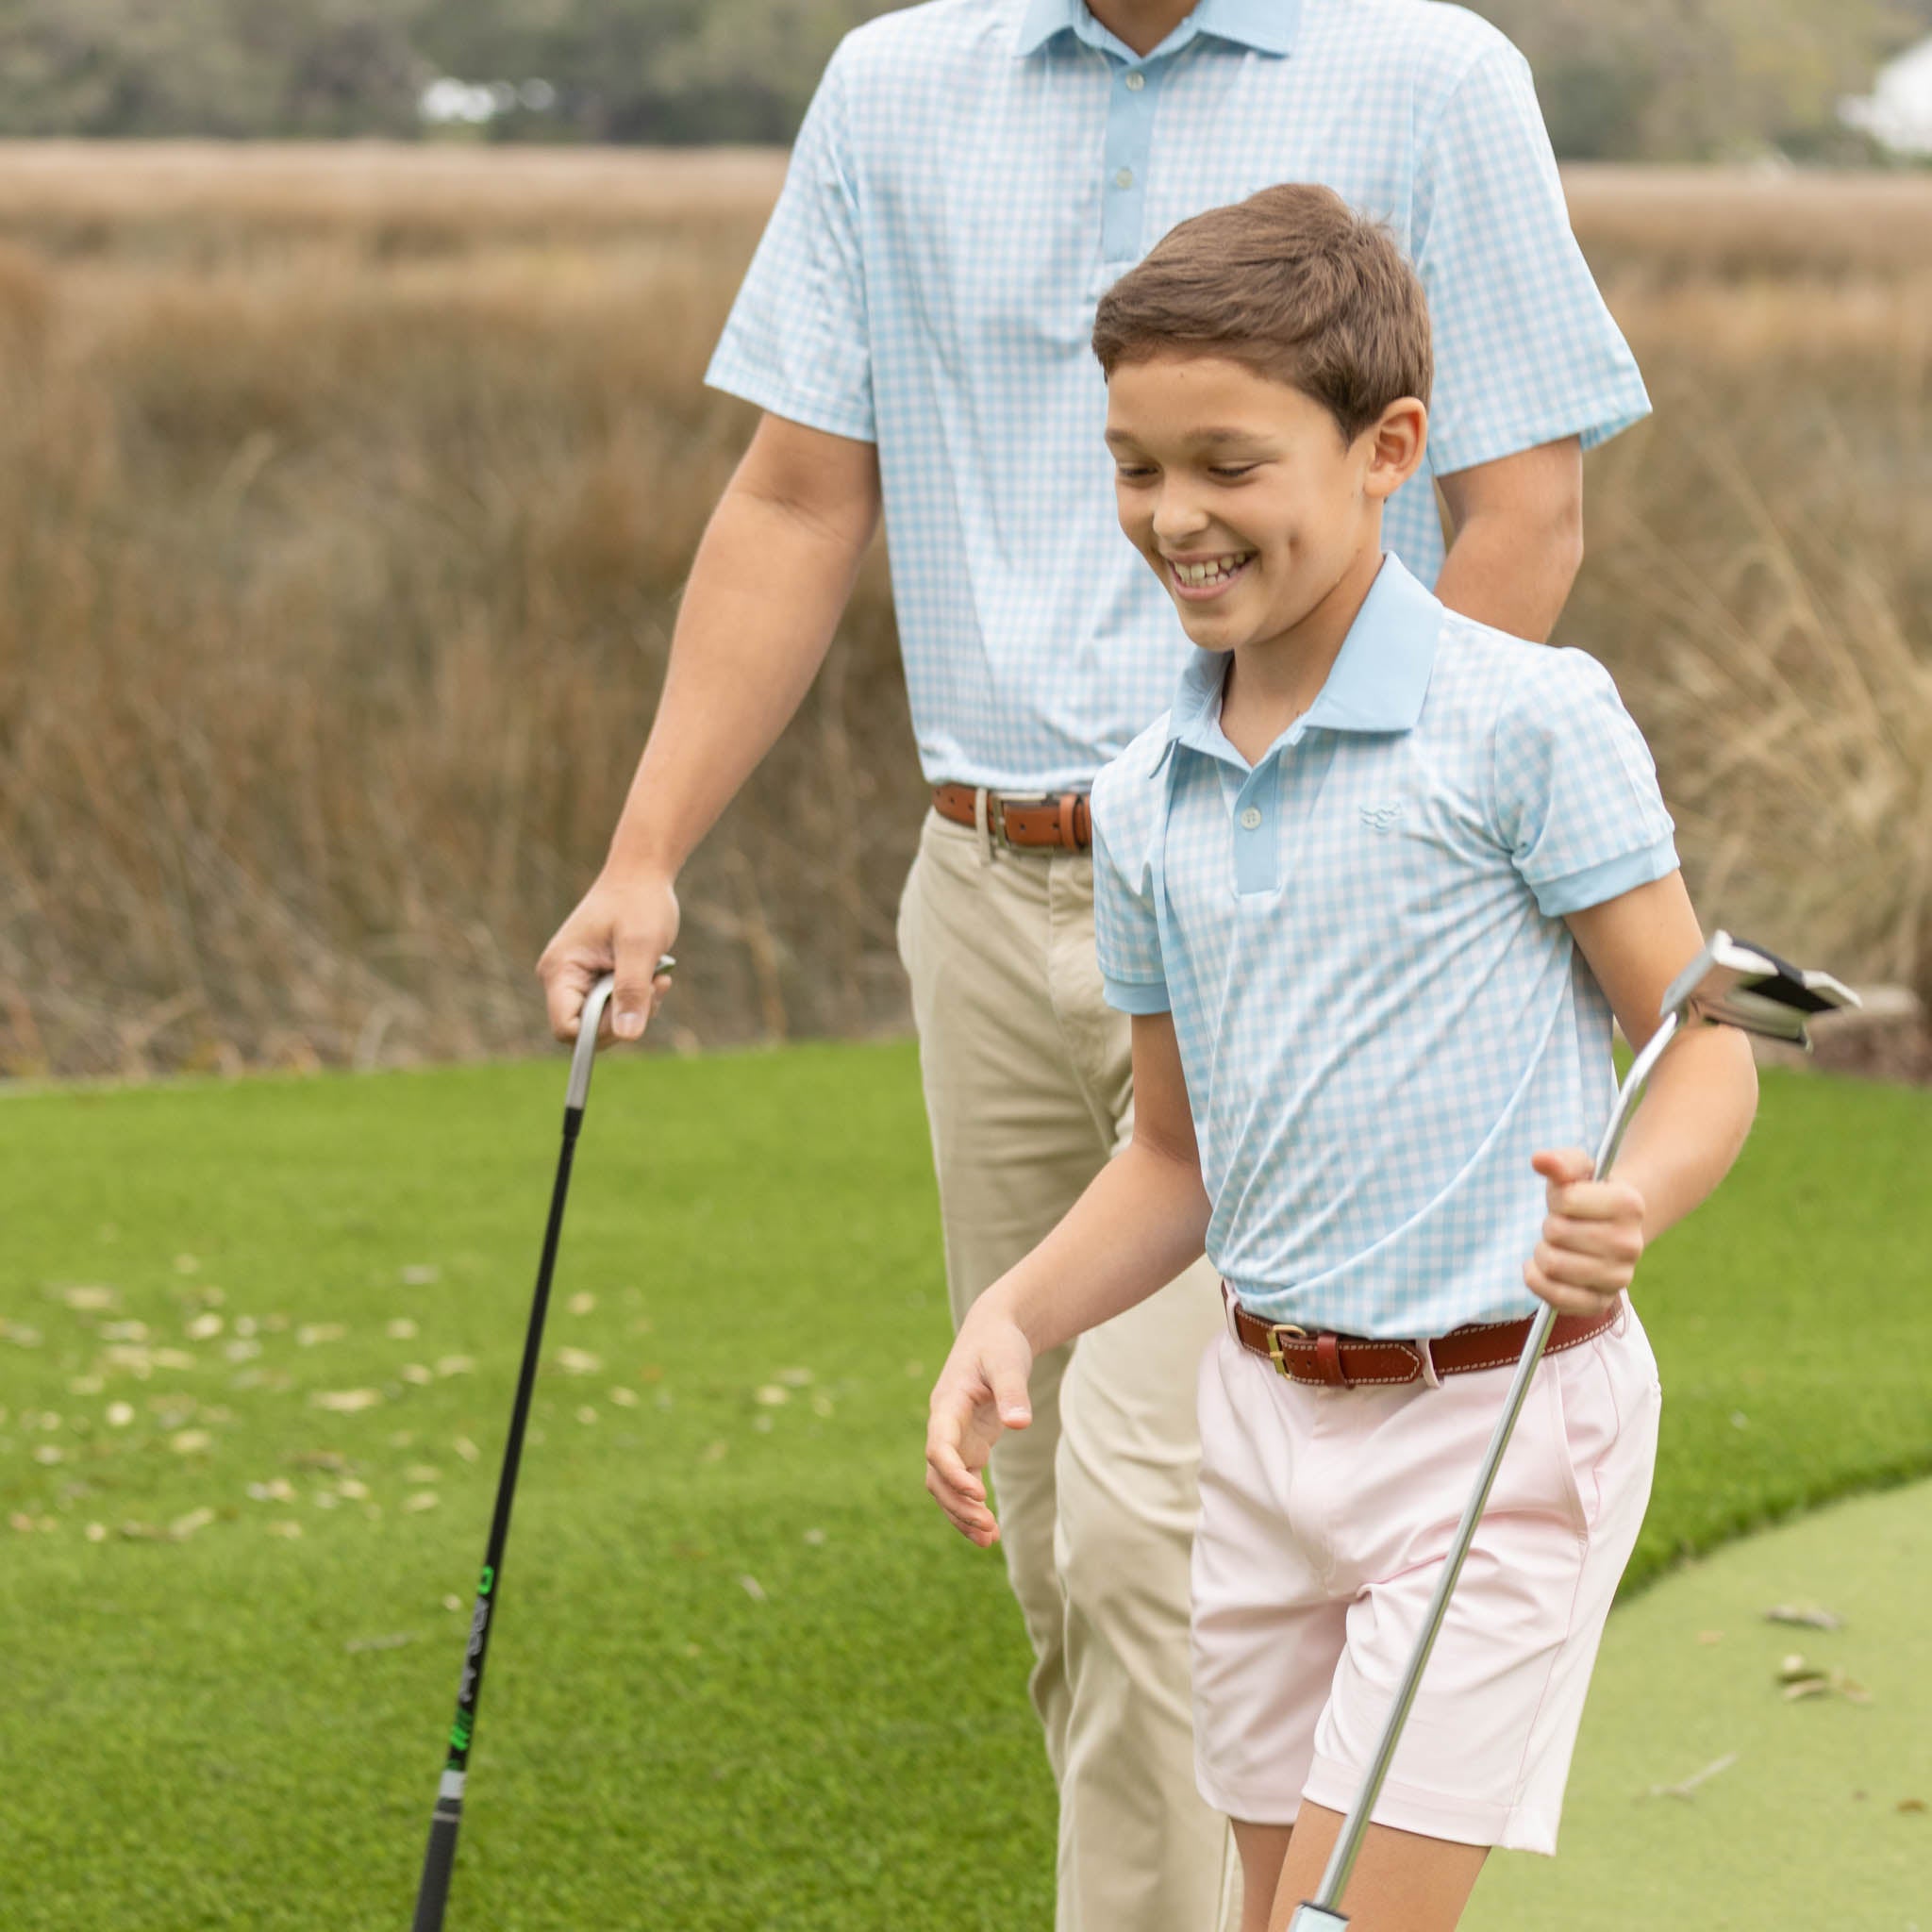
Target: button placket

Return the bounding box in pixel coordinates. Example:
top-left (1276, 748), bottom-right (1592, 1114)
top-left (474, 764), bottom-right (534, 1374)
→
top-left (1102, 59), bottom-right (1160, 264)
top-left (1232, 758), bottom-right (1281, 897)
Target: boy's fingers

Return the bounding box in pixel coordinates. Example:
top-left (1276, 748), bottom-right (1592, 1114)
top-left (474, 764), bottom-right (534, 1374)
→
top-left (1541, 1212), bottom-right (1644, 1263)
top-left (1524, 1257), bottom-right (1622, 1317)
top-left (1532, 1241), bottom-right (1634, 1294)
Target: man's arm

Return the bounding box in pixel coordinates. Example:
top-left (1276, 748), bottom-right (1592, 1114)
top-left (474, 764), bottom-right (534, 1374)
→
top-left (1433, 434), bottom-right (1584, 643)
top-left (537, 412), bottom-right (882, 1041)
top-left (925, 1011), bottom-right (1208, 1545)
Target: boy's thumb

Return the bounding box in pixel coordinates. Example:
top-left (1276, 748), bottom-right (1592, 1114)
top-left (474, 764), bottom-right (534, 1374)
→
top-left (1532, 1146), bottom-right (1596, 1187)
top-left (993, 1364), bottom-right (1032, 1428)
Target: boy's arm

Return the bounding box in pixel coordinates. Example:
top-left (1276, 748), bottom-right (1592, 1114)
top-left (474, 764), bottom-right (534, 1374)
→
top-left (926, 1011), bottom-right (1208, 1546)
top-left (1524, 873), bottom-right (1759, 1317)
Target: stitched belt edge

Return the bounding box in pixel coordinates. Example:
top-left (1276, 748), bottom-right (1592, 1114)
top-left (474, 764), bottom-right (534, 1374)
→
top-left (1224, 1288), bottom-right (1621, 1389)
top-left (933, 784), bottom-right (1091, 851)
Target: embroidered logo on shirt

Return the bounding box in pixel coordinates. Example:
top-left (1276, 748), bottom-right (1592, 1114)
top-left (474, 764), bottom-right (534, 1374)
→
top-left (1358, 802), bottom-right (1406, 834)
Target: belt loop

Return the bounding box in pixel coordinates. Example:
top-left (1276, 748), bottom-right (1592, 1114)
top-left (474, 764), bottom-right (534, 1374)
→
top-left (1056, 791), bottom-right (1080, 851)
top-left (1220, 1280), bottom-right (1240, 1343)
top-left (973, 786), bottom-right (994, 867)
top-left (1417, 1336), bottom-right (1442, 1390)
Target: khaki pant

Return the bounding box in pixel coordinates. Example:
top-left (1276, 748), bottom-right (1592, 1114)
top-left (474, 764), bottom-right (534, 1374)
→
top-left (897, 808), bottom-right (1241, 1932)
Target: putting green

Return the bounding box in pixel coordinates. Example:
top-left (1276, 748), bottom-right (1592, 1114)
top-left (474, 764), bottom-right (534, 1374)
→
top-left (1469, 1478), bottom-right (1932, 1930)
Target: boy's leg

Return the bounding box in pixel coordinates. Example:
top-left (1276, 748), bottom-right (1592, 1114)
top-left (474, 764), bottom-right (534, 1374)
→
top-left (1231, 1823), bottom-right (1294, 1932)
top-left (1265, 1808), bottom-right (1486, 1932)
top-left (898, 810), bottom-right (1239, 1932)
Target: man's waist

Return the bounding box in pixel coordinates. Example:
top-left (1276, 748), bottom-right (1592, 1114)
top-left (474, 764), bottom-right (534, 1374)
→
top-left (932, 784), bottom-right (1093, 852)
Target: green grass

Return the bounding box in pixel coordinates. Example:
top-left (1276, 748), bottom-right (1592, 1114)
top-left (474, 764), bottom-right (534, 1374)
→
top-left (1470, 1479), bottom-right (1932, 1928)
top-left (1, 1046), bottom-right (1928, 1930)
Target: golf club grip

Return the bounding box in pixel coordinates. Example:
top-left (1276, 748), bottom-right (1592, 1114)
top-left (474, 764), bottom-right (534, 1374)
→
top-left (411, 1810), bottom-right (459, 1932)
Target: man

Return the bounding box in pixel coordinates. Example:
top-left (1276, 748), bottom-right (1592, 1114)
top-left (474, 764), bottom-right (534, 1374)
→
top-left (538, 4), bottom-right (1650, 1926)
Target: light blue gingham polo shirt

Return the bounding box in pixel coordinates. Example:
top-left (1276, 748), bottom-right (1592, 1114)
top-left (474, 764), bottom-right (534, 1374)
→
top-left (707, 0), bottom-right (1650, 793)
top-left (1091, 556), bottom-right (1678, 1339)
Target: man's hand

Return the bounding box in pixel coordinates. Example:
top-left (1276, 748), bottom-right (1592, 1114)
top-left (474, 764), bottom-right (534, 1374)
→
top-left (1524, 1147), bottom-right (1645, 1317)
top-left (925, 1299), bottom-right (1036, 1548)
top-left (537, 870), bottom-right (679, 1044)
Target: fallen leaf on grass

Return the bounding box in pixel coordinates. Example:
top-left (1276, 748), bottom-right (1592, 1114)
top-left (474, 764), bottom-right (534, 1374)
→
top-left (405, 1465), bottom-right (441, 1484)
top-left (290, 1450), bottom-right (348, 1471)
top-left (152, 1349), bottom-right (196, 1372)
top-left (441, 1594), bottom-right (462, 1611)
top-left (1645, 1752), bottom-right (1739, 1800)
top-left (453, 1437), bottom-right (479, 1463)
top-left (248, 1479), bottom-right (297, 1503)
top-left (338, 1477), bottom-right (370, 1500)
top-left (297, 1324), bottom-right (345, 1347)
top-left (567, 1292), bottom-right (595, 1316)
top-left (309, 1390), bottom-right (381, 1413)
top-left (1766, 1604), bottom-right (1844, 1631)
top-left (68, 1374), bottom-right (105, 1396)
top-left (85, 1523), bottom-right (107, 1542)
top-left (400, 1265), bottom-right (441, 1286)
top-left (169, 1429), bottom-right (212, 1455)
top-left (386, 1319), bottom-right (419, 1341)
top-left (435, 1356), bottom-right (475, 1378)
top-left (266, 1521), bottom-right (304, 1539)
top-left (8, 1512), bottom-right (34, 1533)
top-left (803, 1528), bottom-right (826, 1546)
top-left (776, 1366), bottom-right (814, 1387)
top-left (554, 1348), bottom-right (601, 1376)
top-left (61, 1287), bottom-right (119, 1312)
top-left (754, 1385), bottom-right (790, 1407)
top-left (345, 1632), bottom-right (418, 1654)
top-left (399, 1365), bottom-right (435, 1386)
top-left (403, 1491), bottom-right (440, 1513)
top-left (608, 1388), bottom-right (640, 1409)
top-left (1898, 1798), bottom-right (1926, 1815)
top-left (32, 1445), bottom-right (65, 1465)
top-left (1777, 1655), bottom-right (1870, 1704)
top-left (5, 1324), bottom-right (44, 1348)
top-left (170, 1507), bottom-right (216, 1539)
top-left (576, 1407), bottom-right (598, 1425)
top-left (185, 1314), bottom-right (224, 1341)
top-left (738, 1574), bottom-right (767, 1603)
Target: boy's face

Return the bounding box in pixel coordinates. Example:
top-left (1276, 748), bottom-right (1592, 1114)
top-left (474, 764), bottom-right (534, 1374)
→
top-left (1104, 351), bottom-right (1424, 657)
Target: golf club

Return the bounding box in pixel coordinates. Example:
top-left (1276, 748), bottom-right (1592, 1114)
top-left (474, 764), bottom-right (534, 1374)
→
top-left (1288, 931), bottom-right (1859, 1930)
top-left (410, 960), bottom-right (670, 1932)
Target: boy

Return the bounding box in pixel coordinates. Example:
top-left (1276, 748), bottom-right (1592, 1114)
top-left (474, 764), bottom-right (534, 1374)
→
top-left (925, 184), bottom-right (1758, 1932)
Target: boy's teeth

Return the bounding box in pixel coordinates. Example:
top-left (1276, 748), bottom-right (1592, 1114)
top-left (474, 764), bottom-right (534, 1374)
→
top-left (1174, 554), bottom-right (1251, 586)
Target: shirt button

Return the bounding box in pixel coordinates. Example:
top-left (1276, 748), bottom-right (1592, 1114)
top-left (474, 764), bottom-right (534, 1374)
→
top-left (1239, 807), bottom-right (1263, 830)
top-left (1114, 167), bottom-right (1134, 189)
top-left (1124, 71), bottom-right (1145, 91)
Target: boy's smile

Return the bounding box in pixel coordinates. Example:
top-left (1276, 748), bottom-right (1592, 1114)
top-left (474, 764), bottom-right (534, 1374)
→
top-left (1104, 352), bottom-right (1426, 721)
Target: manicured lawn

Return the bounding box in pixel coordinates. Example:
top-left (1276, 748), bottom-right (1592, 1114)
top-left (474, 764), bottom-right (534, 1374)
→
top-left (1, 1046), bottom-right (1927, 1930)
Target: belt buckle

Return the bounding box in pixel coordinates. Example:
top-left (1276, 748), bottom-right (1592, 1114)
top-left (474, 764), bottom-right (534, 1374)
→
top-left (1265, 1322), bottom-right (1307, 1375)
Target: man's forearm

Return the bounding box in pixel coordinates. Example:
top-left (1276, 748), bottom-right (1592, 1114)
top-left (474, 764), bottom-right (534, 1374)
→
top-left (606, 482), bottom-right (875, 878)
top-left (986, 1137), bottom-right (1211, 1357)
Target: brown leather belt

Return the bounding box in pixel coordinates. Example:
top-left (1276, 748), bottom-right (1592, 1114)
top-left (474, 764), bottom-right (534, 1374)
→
top-left (1224, 1285), bottom-right (1620, 1389)
top-left (933, 784), bottom-right (1091, 851)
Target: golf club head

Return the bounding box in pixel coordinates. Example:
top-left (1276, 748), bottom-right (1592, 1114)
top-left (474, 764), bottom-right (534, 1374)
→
top-left (1661, 931), bottom-right (1860, 1048)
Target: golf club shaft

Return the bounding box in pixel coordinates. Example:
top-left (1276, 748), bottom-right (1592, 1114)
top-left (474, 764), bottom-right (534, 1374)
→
top-left (410, 977), bottom-right (615, 1932)
top-left (1297, 1010), bottom-right (1681, 1922)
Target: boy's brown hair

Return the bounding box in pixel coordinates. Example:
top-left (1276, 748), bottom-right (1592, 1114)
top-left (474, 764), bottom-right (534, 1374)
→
top-left (1091, 182), bottom-right (1432, 442)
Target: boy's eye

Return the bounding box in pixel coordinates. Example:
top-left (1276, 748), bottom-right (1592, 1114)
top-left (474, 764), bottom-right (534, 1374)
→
top-left (1208, 464), bottom-right (1258, 481)
top-left (1113, 463), bottom-right (1157, 482)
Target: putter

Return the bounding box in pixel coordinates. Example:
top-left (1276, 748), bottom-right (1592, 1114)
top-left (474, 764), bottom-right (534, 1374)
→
top-left (410, 961), bottom-right (671, 1932)
top-left (1288, 932), bottom-right (1857, 1930)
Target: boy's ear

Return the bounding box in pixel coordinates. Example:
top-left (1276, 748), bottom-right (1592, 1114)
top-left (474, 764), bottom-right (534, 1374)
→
top-left (1362, 397), bottom-right (1428, 501)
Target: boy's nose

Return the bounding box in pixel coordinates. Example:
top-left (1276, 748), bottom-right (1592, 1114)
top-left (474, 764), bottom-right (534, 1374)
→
top-left (1150, 486), bottom-right (1210, 545)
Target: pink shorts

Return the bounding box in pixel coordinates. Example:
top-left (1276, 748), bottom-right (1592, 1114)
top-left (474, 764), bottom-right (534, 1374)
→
top-left (1191, 1305), bottom-right (1661, 1854)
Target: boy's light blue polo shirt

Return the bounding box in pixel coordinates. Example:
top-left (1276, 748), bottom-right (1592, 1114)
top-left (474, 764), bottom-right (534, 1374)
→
top-left (1091, 557), bottom-right (1678, 1340)
top-left (707, 0), bottom-right (1651, 793)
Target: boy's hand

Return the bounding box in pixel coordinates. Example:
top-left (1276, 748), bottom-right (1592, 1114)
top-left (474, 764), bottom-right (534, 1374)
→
top-left (925, 1303), bottom-right (1035, 1548)
top-left (1524, 1148), bottom-right (1646, 1316)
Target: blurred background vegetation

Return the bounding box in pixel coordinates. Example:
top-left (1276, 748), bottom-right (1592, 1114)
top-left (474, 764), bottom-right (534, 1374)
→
top-left (1, 0), bottom-right (1931, 158)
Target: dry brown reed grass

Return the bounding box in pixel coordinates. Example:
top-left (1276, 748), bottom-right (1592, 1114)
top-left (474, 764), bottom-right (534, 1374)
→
top-left (1, 147), bottom-right (1927, 1076)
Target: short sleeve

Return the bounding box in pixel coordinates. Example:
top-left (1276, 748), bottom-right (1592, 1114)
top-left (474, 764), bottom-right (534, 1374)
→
top-left (1413, 42), bottom-right (1650, 476)
top-left (1092, 797), bottom-right (1168, 1016)
top-left (1493, 652), bottom-right (1678, 918)
top-left (704, 49), bottom-right (874, 442)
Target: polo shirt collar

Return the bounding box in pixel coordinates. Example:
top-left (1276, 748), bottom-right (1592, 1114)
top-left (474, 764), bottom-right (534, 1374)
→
top-left (1013, 0), bottom-right (1301, 60)
top-left (1164, 554), bottom-right (1443, 755)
